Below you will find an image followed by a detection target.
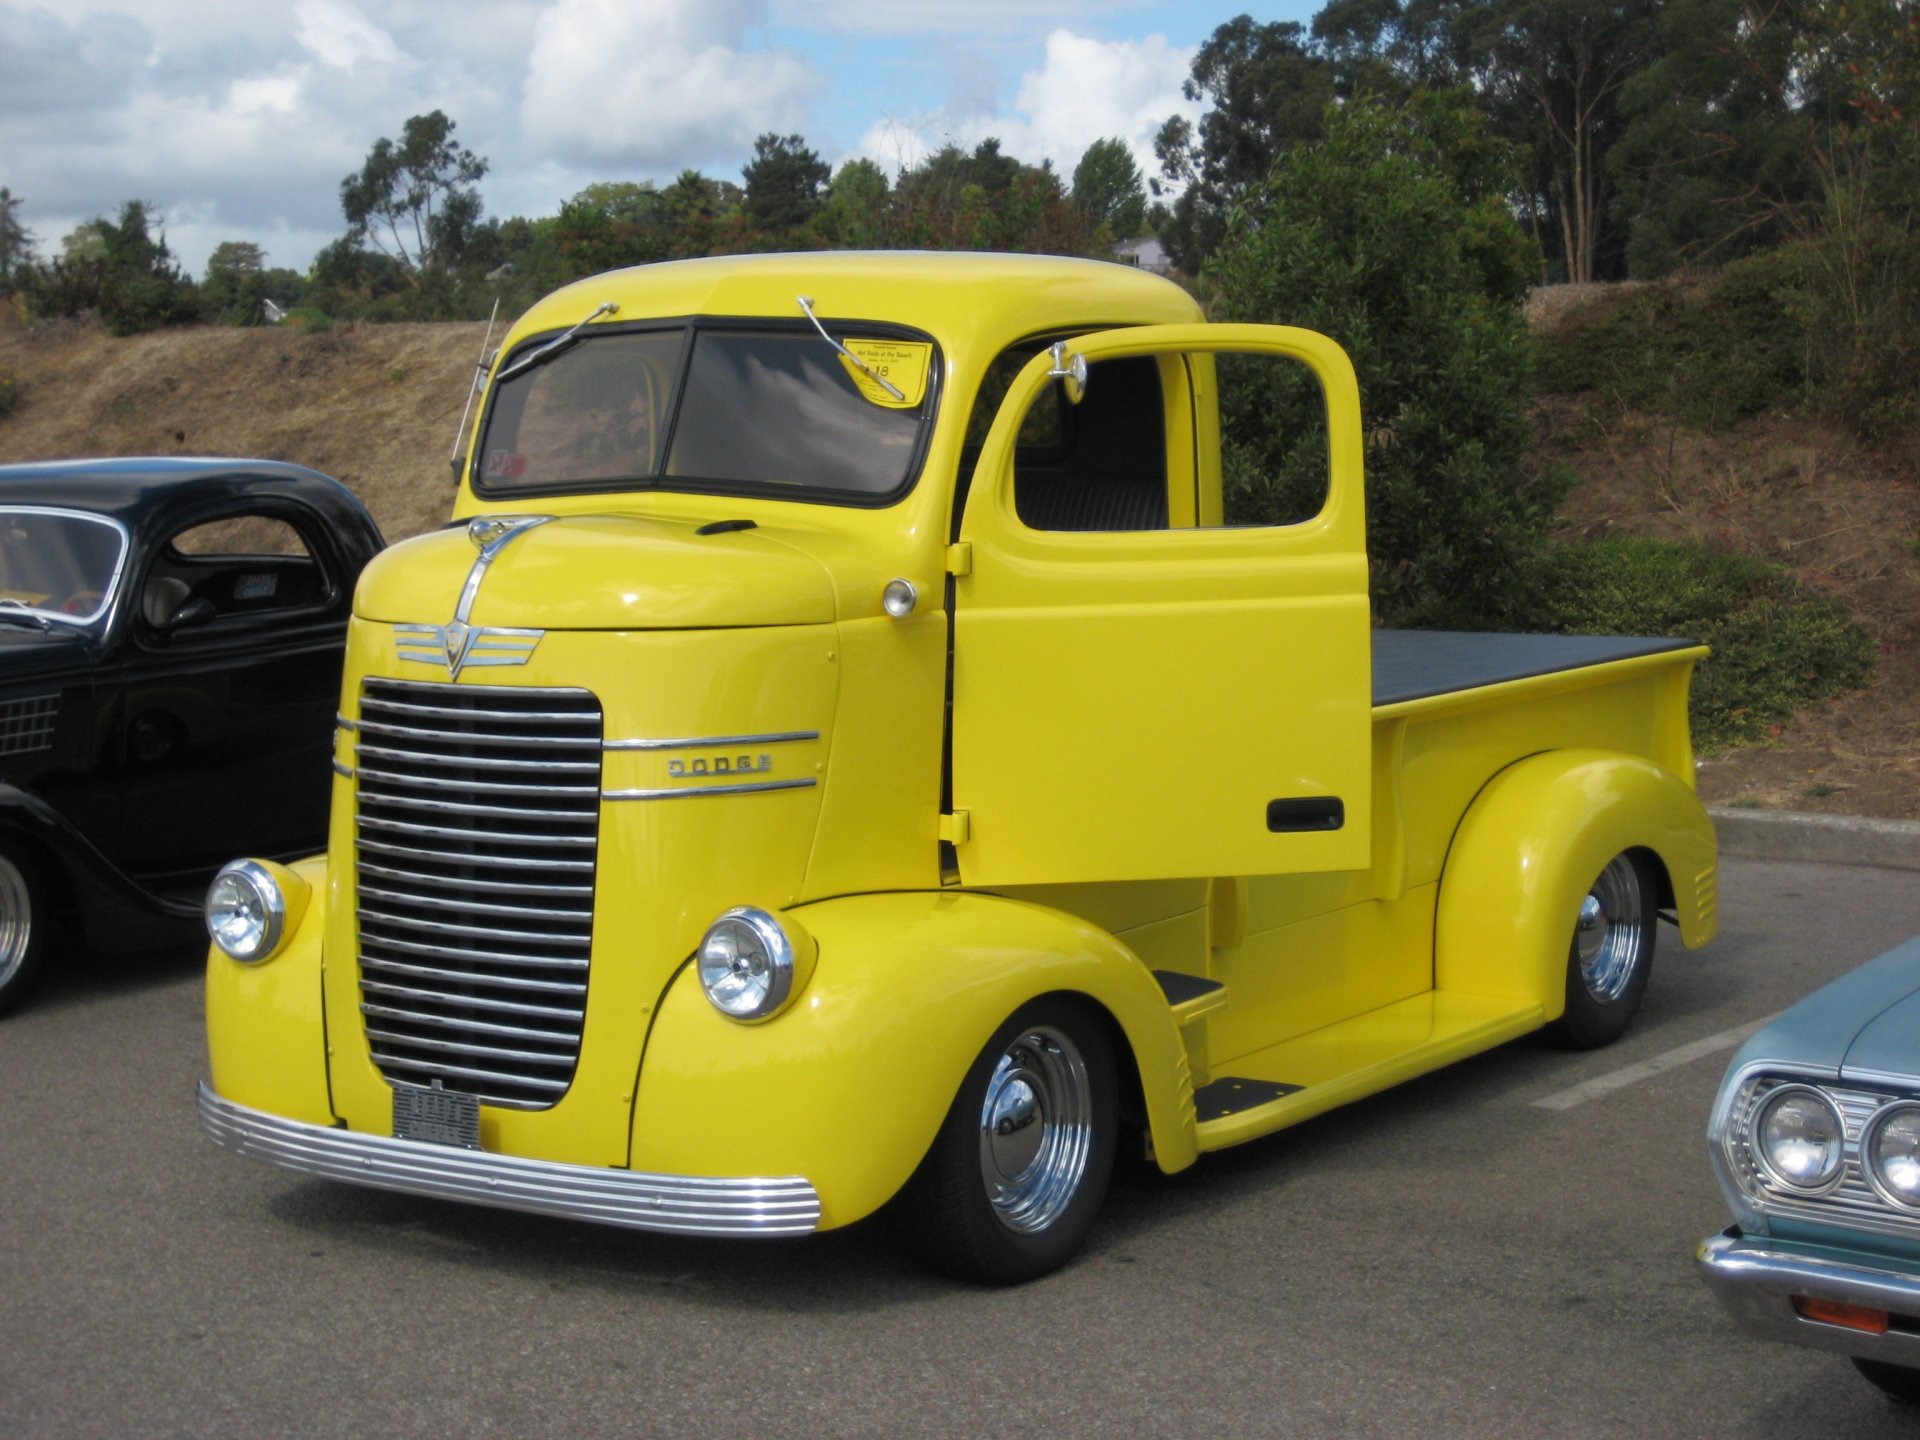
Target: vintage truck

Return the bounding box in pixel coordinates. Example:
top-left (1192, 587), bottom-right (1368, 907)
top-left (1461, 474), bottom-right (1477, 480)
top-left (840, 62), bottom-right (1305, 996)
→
top-left (198, 253), bottom-right (1718, 1282)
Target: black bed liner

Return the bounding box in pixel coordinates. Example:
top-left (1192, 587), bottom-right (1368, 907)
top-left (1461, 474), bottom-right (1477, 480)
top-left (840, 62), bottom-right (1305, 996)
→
top-left (1372, 631), bottom-right (1696, 708)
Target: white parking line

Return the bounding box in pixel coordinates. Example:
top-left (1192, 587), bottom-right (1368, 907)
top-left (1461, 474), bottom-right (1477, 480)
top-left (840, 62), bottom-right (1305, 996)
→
top-left (1530, 1016), bottom-right (1781, 1111)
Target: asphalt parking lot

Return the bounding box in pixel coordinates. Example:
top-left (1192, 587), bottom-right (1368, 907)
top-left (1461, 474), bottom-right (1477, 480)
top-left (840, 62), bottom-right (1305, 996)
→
top-left (6, 855), bottom-right (1920, 1438)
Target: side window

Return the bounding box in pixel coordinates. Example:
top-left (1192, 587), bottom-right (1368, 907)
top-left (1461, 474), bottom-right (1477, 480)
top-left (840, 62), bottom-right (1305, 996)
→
top-left (1214, 351), bottom-right (1331, 529)
top-left (961, 342), bottom-right (1170, 533)
top-left (143, 514), bottom-right (328, 632)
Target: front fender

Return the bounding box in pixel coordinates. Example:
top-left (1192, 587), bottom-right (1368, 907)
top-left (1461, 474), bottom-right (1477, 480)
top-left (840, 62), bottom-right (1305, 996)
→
top-left (0, 782), bottom-right (198, 950)
top-left (1435, 749), bottom-right (1717, 1017)
top-left (203, 856), bottom-right (335, 1126)
top-left (626, 890), bottom-right (1199, 1231)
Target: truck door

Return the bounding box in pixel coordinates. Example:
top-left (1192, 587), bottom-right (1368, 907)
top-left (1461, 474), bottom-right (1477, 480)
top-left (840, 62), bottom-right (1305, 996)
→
top-left (950, 323), bottom-right (1372, 886)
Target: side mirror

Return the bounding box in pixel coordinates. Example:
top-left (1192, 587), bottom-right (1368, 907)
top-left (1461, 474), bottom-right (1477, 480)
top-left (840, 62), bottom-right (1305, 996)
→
top-left (1047, 341), bottom-right (1089, 405)
top-left (156, 597), bottom-right (217, 635)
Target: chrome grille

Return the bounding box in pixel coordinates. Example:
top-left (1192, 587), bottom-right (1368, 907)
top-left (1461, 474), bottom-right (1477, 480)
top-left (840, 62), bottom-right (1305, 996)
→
top-left (1728, 1074), bottom-right (1920, 1242)
top-left (353, 677), bottom-right (600, 1109)
top-left (0, 693), bottom-right (58, 755)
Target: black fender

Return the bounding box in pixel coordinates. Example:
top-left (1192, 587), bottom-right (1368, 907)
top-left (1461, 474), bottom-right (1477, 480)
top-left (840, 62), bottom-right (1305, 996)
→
top-left (0, 784), bottom-right (201, 953)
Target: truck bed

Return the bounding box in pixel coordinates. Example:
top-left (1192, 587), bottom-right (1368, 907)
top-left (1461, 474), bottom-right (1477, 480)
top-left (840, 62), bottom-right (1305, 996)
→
top-left (1372, 631), bottom-right (1695, 708)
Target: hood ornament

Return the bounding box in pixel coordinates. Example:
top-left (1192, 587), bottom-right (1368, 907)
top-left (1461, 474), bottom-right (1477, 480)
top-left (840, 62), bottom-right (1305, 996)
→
top-left (397, 515), bottom-right (552, 679)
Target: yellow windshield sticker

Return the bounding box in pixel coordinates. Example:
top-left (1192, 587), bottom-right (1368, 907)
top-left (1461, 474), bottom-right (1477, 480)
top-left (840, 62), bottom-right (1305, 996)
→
top-left (840, 340), bottom-right (932, 408)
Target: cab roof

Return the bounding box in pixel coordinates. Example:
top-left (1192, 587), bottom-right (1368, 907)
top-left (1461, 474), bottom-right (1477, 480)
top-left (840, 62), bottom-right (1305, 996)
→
top-left (508, 251), bottom-right (1203, 358)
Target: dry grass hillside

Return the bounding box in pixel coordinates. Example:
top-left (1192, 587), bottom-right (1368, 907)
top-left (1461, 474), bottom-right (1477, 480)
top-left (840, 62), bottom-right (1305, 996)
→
top-left (1, 308), bottom-right (1914, 819)
top-left (0, 319), bottom-right (488, 542)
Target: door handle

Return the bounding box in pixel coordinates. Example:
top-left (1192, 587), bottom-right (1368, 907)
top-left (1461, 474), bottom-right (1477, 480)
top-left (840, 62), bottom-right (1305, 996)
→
top-left (1266, 797), bottom-right (1345, 833)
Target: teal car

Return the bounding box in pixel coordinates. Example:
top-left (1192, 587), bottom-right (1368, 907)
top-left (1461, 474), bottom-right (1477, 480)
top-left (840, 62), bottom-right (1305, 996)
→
top-left (1698, 934), bottom-right (1920, 1404)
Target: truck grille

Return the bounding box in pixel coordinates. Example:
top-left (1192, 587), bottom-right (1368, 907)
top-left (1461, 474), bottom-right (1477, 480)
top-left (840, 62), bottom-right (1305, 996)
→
top-left (352, 678), bottom-right (601, 1110)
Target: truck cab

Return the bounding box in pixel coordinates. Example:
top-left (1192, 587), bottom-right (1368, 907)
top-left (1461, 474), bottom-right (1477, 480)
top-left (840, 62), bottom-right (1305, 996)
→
top-left (200, 254), bottom-right (1717, 1282)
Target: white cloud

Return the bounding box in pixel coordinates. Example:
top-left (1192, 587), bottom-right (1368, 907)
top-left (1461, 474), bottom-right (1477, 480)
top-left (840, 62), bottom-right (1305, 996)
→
top-left (520, 0), bottom-right (822, 170)
top-left (853, 28), bottom-right (1197, 184)
top-left (293, 0), bottom-right (404, 71)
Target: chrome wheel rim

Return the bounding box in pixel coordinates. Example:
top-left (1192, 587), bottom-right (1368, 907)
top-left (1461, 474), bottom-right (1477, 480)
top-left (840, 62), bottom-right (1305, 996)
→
top-left (977, 1024), bottom-right (1093, 1234)
top-left (0, 855), bottom-right (31, 992)
top-left (1575, 855), bottom-right (1645, 1004)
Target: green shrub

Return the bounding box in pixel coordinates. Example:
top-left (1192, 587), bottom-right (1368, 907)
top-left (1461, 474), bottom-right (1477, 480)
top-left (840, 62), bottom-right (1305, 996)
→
top-left (1209, 96), bottom-right (1552, 626)
top-left (1530, 536), bottom-right (1875, 749)
top-left (0, 367), bottom-right (17, 418)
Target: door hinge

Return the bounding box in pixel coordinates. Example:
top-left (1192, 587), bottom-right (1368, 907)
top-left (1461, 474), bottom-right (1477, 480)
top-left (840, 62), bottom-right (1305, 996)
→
top-left (946, 541), bottom-right (972, 578)
top-left (939, 809), bottom-right (971, 845)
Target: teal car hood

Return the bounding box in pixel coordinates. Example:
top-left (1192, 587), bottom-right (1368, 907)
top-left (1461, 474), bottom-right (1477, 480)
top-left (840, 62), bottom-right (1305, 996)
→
top-left (1725, 936), bottom-right (1920, 1080)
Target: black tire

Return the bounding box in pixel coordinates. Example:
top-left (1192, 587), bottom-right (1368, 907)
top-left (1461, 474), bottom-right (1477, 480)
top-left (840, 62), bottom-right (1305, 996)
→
top-left (1855, 1357), bottom-right (1920, 1406)
top-left (1548, 850), bottom-right (1657, 1050)
top-left (0, 847), bottom-right (47, 1019)
top-left (897, 998), bottom-right (1117, 1284)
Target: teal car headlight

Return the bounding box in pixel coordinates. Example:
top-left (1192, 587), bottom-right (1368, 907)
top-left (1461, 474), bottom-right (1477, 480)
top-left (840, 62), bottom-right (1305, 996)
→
top-left (1753, 1085), bottom-right (1846, 1192)
top-left (1866, 1103), bottom-right (1920, 1208)
top-left (205, 859), bottom-right (287, 963)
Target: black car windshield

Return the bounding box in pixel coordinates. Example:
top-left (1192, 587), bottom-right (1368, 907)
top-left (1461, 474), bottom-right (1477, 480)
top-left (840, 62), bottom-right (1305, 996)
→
top-left (0, 507), bottom-right (128, 626)
top-left (474, 324), bottom-right (934, 501)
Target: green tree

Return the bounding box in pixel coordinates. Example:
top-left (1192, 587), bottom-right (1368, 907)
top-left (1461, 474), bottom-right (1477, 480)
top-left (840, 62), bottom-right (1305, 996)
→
top-left (1314, 0), bottom-right (1663, 283)
top-left (816, 158), bottom-right (891, 247)
top-left (339, 110), bottom-right (489, 280)
top-left (554, 182), bottom-right (670, 274)
top-left (1209, 98), bottom-right (1550, 624)
top-left (1071, 138), bottom-right (1148, 238)
top-left (742, 133), bottom-right (830, 233)
top-left (1154, 15), bottom-right (1338, 270)
top-left (0, 188), bottom-right (33, 288)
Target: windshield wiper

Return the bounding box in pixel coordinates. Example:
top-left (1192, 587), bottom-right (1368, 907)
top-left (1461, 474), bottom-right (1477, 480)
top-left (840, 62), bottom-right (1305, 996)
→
top-left (797, 295), bottom-right (905, 401)
top-left (495, 301), bottom-right (621, 385)
top-left (0, 599), bottom-right (52, 630)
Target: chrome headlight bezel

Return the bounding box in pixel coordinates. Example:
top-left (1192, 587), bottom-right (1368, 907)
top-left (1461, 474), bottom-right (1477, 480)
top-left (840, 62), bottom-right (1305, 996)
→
top-left (1750, 1082), bottom-right (1848, 1195)
top-left (1863, 1101), bottom-right (1920, 1211)
top-left (205, 859), bottom-right (287, 963)
top-left (696, 906), bottom-right (813, 1021)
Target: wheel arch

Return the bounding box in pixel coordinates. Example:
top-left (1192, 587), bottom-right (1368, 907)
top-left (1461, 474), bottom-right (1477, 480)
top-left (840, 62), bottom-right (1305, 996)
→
top-left (1434, 749), bottom-right (1718, 1021)
top-left (625, 889), bottom-right (1200, 1231)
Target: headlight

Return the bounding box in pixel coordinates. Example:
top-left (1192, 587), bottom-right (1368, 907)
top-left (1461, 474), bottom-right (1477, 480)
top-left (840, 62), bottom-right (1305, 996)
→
top-left (1866, 1103), bottom-right (1920, 1208)
top-left (1753, 1085), bottom-right (1845, 1192)
top-left (205, 859), bottom-right (289, 962)
top-left (696, 907), bottom-right (814, 1020)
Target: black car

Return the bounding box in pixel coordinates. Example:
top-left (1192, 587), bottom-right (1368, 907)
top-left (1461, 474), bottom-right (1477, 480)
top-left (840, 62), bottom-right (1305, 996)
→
top-left (0, 457), bottom-right (383, 1014)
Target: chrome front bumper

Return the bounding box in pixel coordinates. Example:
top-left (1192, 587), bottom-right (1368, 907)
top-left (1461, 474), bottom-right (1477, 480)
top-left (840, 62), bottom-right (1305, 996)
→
top-left (197, 1082), bottom-right (821, 1237)
top-left (1697, 1228), bottom-right (1920, 1365)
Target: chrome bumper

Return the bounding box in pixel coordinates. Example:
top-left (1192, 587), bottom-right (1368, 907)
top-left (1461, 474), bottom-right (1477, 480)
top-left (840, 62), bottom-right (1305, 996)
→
top-left (1697, 1228), bottom-right (1920, 1364)
top-left (197, 1082), bottom-right (821, 1237)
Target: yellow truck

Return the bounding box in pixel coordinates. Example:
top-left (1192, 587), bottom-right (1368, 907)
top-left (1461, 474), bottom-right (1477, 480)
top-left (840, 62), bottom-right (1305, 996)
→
top-left (198, 253), bottom-right (1718, 1282)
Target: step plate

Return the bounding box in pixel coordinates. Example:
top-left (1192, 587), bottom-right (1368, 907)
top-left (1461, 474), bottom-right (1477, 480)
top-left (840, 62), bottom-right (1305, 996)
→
top-left (1194, 1076), bottom-right (1303, 1122)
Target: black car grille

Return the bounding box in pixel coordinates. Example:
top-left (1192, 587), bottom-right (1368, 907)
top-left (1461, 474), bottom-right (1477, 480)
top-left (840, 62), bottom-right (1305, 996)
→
top-left (352, 678), bottom-right (601, 1110)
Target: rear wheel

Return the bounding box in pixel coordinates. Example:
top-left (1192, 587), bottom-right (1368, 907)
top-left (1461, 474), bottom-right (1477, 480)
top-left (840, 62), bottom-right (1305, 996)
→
top-left (1854, 1357), bottom-right (1920, 1406)
top-left (1548, 851), bottom-right (1657, 1049)
top-left (898, 999), bottom-right (1116, 1284)
top-left (0, 849), bottom-right (47, 1018)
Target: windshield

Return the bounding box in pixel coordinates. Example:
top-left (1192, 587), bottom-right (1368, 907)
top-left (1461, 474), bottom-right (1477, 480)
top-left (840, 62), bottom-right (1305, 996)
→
top-left (474, 323), bottom-right (935, 502)
top-left (0, 507), bottom-right (128, 627)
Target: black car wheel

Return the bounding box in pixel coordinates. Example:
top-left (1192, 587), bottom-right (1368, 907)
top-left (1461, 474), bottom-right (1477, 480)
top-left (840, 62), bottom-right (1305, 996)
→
top-left (1549, 850), bottom-right (1658, 1049)
top-left (1855, 1357), bottom-right (1920, 1406)
top-left (898, 998), bottom-right (1117, 1284)
top-left (0, 848), bottom-right (47, 1018)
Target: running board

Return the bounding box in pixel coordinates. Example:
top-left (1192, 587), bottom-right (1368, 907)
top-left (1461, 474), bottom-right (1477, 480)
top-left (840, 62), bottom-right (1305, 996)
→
top-left (1193, 991), bottom-right (1545, 1151)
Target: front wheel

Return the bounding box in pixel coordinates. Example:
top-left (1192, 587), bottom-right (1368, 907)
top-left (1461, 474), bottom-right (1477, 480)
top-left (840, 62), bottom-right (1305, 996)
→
top-left (897, 999), bottom-right (1117, 1284)
top-left (0, 848), bottom-right (47, 1018)
top-left (1548, 850), bottom-right (1658, 1050)
top-left (1855, 1358), bottom-right (1920, 1406)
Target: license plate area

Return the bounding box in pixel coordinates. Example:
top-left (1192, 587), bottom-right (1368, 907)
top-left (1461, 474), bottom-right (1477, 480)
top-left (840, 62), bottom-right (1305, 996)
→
top-left (391, 1081), bottom-right (481, 1150)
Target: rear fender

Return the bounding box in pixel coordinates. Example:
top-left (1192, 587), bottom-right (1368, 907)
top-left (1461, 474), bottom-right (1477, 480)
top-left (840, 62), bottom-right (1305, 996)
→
top-left (626, 890), bottom-right (1199, 1231)
top-left (1434, 750), bottom-right (1718, 1017)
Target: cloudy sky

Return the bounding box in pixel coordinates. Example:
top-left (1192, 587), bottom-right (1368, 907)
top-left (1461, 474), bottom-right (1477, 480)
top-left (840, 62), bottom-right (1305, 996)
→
top-left (1, 0), bottom-right (1317, 277)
